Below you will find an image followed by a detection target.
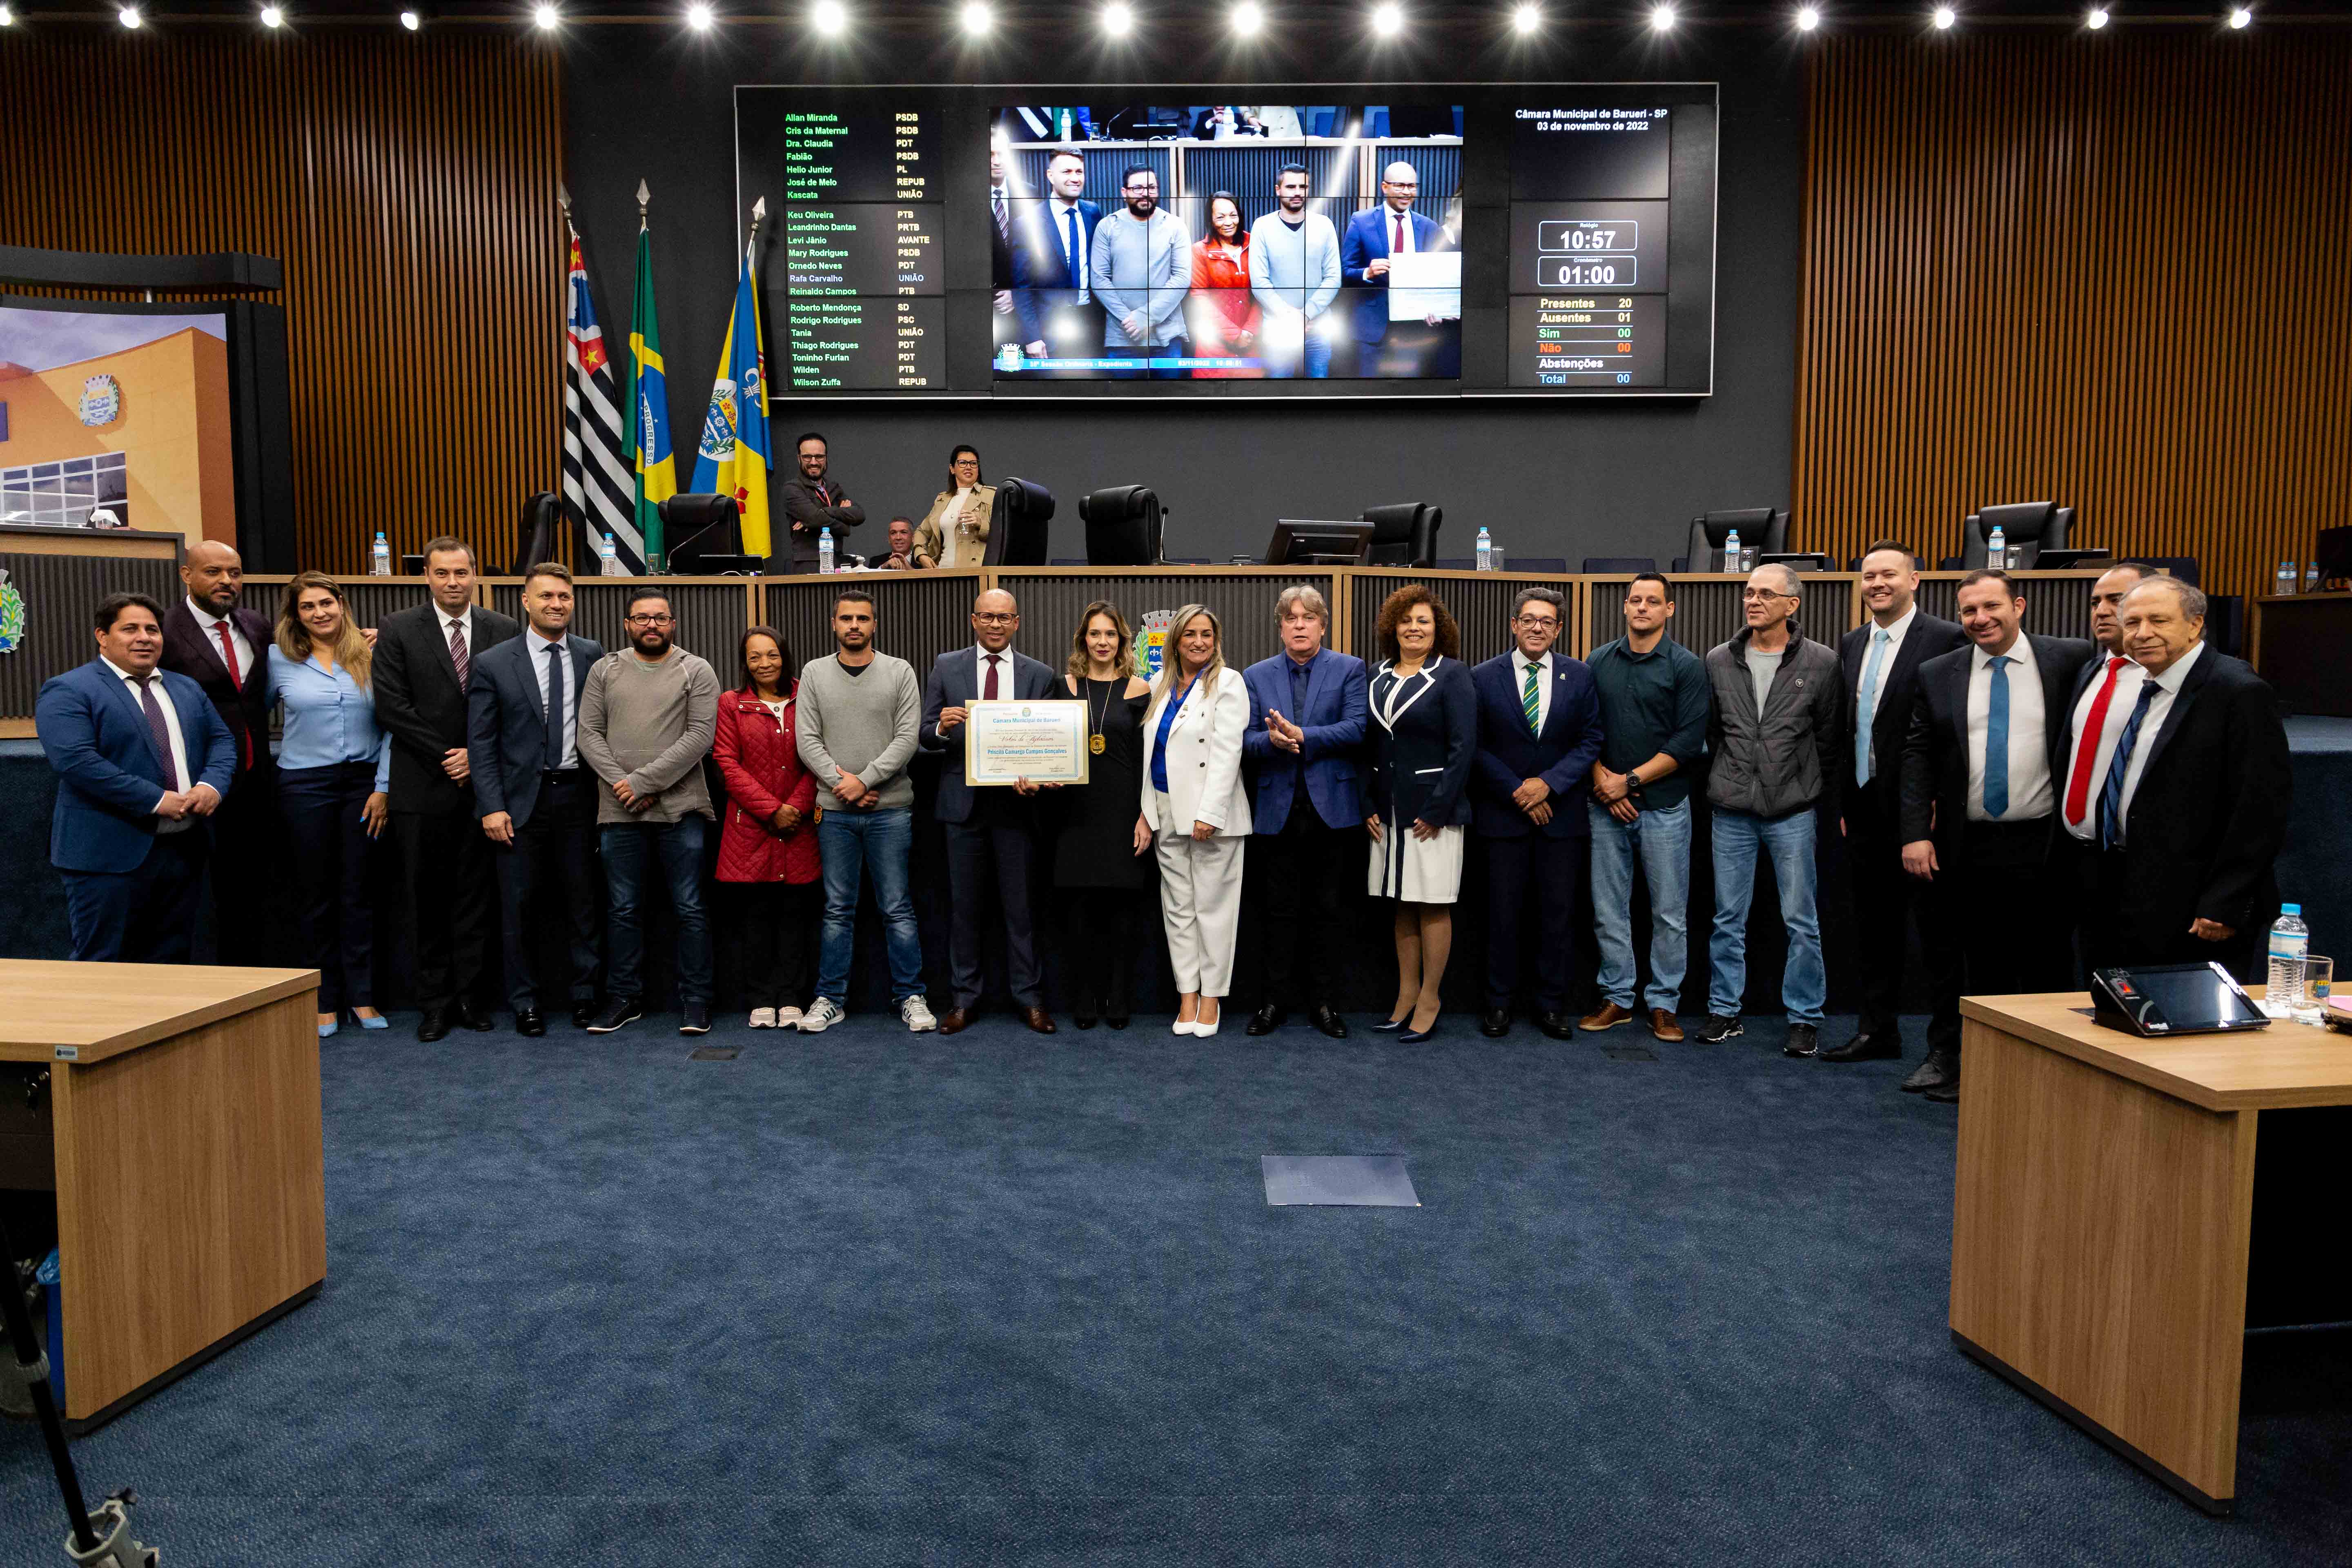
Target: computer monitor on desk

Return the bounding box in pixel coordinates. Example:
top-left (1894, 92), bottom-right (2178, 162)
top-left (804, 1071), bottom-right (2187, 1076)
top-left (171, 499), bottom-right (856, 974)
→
top-left (1265, 520), bottom-right (1373, 566)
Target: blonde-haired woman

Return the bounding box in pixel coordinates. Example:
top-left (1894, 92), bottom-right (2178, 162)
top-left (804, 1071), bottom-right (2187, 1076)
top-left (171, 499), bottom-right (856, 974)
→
top-left (269, 572), bottom-right (391, 1038)
top-left (1138, 604), bottom-right (1252, 1036)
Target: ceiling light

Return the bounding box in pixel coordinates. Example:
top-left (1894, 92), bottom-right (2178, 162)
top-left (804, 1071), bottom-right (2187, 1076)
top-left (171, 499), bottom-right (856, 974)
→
top-left (686, 2), bottom-right (713, 29)
top-left (118, 5), bottom-right (142, 27)
top-left (400, 9), bottom-right (421, 29)
top-left (960, 1), bottom-right (991, 35)
top-left (1102, 1), bottom-right (1132, 34)
top-left (812, 0), bottom-right (846, 34)
top-left (1232, 1), bottom-right (1264, 36)
top-left (1511, 2), bottom-right (1539, 33)
top-left (0, 4), bottom-right (15, 23)
top-left (1371, 2), bottom-right (1403, 35)
top-left (2085, 5), bottom-right (2108, 26)
top-left (1796, 5), bottom-right (1820, 29)
top-left (261, 4), bottom-right (285, 26)
top-left (1649, 3), bottom-right (1674, 30)
top-left (2228, 7), bottom-right (2252, 27)
top-left (1932, 6), bottom-right (1957, 29)
top-left (533, 4), bottom-right (560, 29)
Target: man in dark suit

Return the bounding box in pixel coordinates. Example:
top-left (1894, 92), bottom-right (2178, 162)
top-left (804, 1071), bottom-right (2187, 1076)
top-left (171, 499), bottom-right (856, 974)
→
top-left (37, 592), bottom-right (236, 962)
top-left (1469, 586), bottom-right (1604, 1039)
top-left (1012, 149), bottom-right (1105, 363)
top-left (1339, 161), bottom-right (1455, 377)
top-left (1818, 541), bottom-right (1968, 1065)
top-left (468, 561), bottom-right (606, 1038)
top-left (2064, 575), bottom-right (2290, 979)
top-left (372, 537), bottom-right (519, 1039)
top-left (1898, 570), bottom-right (2096, 1101)
top-left (159, 540), bottom-right (276, 965)
top-left (1241, 584), bottom-right (1369, 1040)
top-left (775, 432), bottom-right (866, 574)
top-left (921, 588), bottom-right (1059, 1035)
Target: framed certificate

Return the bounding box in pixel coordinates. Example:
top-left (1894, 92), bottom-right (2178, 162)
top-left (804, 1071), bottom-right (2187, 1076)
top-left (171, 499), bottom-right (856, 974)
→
top-left (963, 699), bottom-right (1091, 786)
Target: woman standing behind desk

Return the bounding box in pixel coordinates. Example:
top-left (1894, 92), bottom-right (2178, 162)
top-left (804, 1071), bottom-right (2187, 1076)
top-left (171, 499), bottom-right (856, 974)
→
top-left (268, 572), bottom-right (391, 1039)
top-left (1045, 601), bottom-right (1154, 1029)
top-left (912, 445), bottom-right (995, 569)
top-left (1140, 604), bottom-right (1253, 1037)
top-left (1365, 584), bottom-right (1475, 1042)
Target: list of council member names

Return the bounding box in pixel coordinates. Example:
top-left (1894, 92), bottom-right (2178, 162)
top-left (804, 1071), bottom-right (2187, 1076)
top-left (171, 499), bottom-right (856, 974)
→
top-left (781, 107), bottom-right (946, 390)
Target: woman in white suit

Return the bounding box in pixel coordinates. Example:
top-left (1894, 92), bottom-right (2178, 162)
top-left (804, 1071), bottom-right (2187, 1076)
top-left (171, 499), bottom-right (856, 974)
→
top-left (1138, 603), bottom-right (1253, 1036)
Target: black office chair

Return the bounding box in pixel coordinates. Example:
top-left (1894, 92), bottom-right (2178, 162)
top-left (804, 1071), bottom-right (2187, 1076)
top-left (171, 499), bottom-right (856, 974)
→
top-left (1361, 502), bottom-right (1442, 568)
top-left (1512, 557), bottom-right (1569, 573)
top-left (1960, 501), bottom-right (2076, 570)
top-left (985, 477), bottom-right (1054, 566)
top-left (1684, 508), bottom-right (1786, 572)
top-left (513, 492), bottom-right (562, 576)
top-left (1080, 485), bottom-right (1165, 566)
top-left (2141, 555), bottom-right (2201, 587)
top-left (658, 493), bottom-right (744, 572)
top-left (1582, 556), bottom-right (1658, 574)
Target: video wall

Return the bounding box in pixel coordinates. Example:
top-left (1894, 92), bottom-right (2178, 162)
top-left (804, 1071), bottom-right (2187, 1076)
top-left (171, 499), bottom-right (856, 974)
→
top-left (735, 84), bottom-right (1717, 399)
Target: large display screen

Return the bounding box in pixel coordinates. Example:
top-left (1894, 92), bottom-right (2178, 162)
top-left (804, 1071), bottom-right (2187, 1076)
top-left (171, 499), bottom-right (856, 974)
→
top-left (735, 84), bottom-right (1716, 399)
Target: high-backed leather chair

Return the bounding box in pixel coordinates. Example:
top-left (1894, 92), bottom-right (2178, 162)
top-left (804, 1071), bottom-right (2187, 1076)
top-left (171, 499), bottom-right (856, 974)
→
top-left (1960, 501), bottom-right (2076, 570)
top-left (658, 493), bottom-right (741, 571)
top-left (984, 478), bottom-right (1054, 566)
top-left (513, 492), bottom-right (562, 575)
top-left (1684, 508), bottom-right (1786, 572)
top-left (1361, 502), bottom-right (1442, 567)
top-left (1080, 485), bottom-right (1164, 566)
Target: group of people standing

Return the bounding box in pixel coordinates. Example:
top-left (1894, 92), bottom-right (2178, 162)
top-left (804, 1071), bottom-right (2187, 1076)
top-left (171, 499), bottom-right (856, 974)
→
top-left (37, 539), bottom-right (2290, 1109)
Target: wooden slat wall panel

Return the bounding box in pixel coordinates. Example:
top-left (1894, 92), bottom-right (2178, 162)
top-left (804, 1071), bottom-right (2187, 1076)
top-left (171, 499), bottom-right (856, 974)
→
top-left (0, 33), bottom-right (563, 576)
top-left (1793, 33), bottom-right (2352, 609)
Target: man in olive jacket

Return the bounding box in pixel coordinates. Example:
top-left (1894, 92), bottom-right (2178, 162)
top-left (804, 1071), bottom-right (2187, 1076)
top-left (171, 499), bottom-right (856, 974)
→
top-left (1698, 563), bottom-right (1845, 1054)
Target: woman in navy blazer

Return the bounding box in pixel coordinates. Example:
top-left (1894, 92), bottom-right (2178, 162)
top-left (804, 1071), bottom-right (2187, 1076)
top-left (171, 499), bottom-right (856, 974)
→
top-left (1363, 585), bottom-right (1476, 1041)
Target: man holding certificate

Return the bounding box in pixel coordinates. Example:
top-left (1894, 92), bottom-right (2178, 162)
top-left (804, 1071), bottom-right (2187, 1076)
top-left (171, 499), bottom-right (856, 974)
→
top-left (922, 588), bottom-right (1067, 1036)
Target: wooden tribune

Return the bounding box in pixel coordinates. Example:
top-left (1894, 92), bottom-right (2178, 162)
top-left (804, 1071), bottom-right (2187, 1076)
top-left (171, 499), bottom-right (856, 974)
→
top-left (0, 960), bottom-right (325, 1430)
top-left (1949, 990), bottom-right (2352, 1512)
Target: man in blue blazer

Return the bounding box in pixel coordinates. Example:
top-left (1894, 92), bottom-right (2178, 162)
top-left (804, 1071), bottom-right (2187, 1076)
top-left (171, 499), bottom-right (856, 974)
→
top-left (1339, 162), bottom-right (1451, 376)
top-left (1241, 585), bottom-right (1369, 1039)
top-left (468, 562), bottom-right (607, 1036)
top-left (1470, 587), bottom-right (1604, 1039)
top-left (1011, 149), bottom-right (1105, 364)
top-left (922, 588), bottom-right (1061, 1035)
top-left (37, 592), bottom-right (237, 962)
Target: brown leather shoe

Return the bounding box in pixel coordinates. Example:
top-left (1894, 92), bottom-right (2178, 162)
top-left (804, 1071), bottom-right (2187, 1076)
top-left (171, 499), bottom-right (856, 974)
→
top-left (1649, 1009), bottom-right (1685, 1043)
top-left (1579, 1002), bottom-right (1634, 1032)
top-left (1022, 1007), bottom-right (1057, 1035)
top-left (936, 1008), bottom-right (970, 1036)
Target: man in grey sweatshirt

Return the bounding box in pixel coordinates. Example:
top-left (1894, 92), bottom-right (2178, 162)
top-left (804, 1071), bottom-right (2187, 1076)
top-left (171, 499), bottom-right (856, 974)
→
top-left (793, 587), bottom-right (935, 1034)
top-left (1089, 164), bottom-right (1189, 373)
top-left (577, 588), bottom-right (722, 1036)
top-left (1247, 163), bottom-right (1343, 379)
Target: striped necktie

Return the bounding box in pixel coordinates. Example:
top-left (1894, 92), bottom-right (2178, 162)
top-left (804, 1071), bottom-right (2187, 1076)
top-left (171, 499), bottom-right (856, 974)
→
top-left (1521, 660), bottom-right (1541, 735)
top-left (2098, 682), bottom-right (2162, 851)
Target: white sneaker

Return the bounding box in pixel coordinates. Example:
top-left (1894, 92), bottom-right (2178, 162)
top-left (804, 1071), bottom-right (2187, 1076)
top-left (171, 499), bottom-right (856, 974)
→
top-left (800, 997), bottom-right (845, 1034)
top-left (775, 1006), bottom-right (804, 1031)
top-left (901, 996), bottom-right (938, 1033)
top-left (748, 1007), bottom-right (777, 1029)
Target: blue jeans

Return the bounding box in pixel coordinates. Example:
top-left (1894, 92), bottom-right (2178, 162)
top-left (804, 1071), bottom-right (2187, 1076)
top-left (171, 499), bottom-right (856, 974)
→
top-left (1707, 806), bottom-right (1825, 1026)
top-left (816, 806), bottom-right (925, 1004)
top-left (1588, 797), bottom-right (1691, 1013)
top-left (602, 817), bottom-right (713, 1006)
top-left (1265, 326), bottom-right (1332, 379)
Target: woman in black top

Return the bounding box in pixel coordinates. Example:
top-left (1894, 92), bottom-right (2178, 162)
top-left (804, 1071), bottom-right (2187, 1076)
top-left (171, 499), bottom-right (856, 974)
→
top-left (1046, 601), bottom-right (1154, 1028)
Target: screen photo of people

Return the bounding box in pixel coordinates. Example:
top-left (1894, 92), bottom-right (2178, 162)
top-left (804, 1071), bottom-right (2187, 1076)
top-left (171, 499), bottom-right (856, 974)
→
top-left (988, 105), bottom-right (1463, 382)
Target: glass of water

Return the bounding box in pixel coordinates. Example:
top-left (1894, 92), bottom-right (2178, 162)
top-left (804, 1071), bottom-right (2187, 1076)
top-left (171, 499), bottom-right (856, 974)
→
top-left (2294, 956), bottom-right (2333, 1025)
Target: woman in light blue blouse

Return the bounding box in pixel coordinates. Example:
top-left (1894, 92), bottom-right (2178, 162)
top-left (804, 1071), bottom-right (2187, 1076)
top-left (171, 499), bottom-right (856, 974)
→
top-left (269, 572), bottom-right (391, 1038)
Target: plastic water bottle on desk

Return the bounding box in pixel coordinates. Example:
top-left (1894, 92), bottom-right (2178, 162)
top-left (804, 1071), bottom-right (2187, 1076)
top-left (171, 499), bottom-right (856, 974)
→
top-left (370, 532), bottom-right (391, 576)
top-left (599, 532), bottom-right (624, 577)
top-left (818, 527), bottom-right (835, 575)
top-left (2266, 904), bottom-right (2309, 1017)
top-left (1987, 526), bottom-right (2007, 571)
top-left (1475, 527), bottom-right (1493, 571)
top-left (2307, 562), bottom-right (2322, 593)
top-left (1723, 528), bottom-right (1741, 573)
top-left (2276, 560), bottom-right (2298, 596)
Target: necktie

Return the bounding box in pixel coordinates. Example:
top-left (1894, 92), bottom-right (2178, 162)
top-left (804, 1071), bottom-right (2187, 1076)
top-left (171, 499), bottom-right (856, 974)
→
top-left (544, 641), bottom-right (567, 768)
top-left (993, 186), bottom-right (1008, 241)
top-left (1854, 629), bottom-right (1889, 786)
top-left (2065, 656), bottom-right (2128, 826)
top-left (1984, 655), bottom-right (2011, 818)
top-left (135, 675), bottom-right (180, 793)
top-left (983, 653), bottom-right (1000, 701)
top-left (1065, 208), bottom-right (1084, 295)
top-left (448, 619), bottom-right (470, 692)
top-left (1522, 661), bottom-right (1541, 735)
top-left (2098, 682), bottom-right (2162, 851)
top-left (1394, 214), bottom-right (1405, 256)
top-left (213, 620), bottom-right (252, 768)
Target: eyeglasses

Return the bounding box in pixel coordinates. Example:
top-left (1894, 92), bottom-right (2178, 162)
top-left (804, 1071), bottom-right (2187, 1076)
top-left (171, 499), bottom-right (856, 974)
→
top-left (624, 613), bottom-right (674, 627)
top-left (1742, 589), bottom-right (1795, 602)
top-left (1513, 615), bottom-right (1559, 629)
top-left (952, 458), bottom-right (980, 468)
top-left (972, 612), bottom-right (1016, 626)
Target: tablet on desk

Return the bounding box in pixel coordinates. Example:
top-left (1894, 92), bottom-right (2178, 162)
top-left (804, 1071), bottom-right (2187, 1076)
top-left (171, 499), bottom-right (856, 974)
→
top-left (2088, 963), bottom-right (2272, 1037)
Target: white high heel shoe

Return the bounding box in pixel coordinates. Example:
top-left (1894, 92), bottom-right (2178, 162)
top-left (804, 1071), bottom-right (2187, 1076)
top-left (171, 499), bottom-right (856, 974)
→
top-left (1193, 1006), bottom-right (1221, 1039)
top-left (1172, 1017), bottom-right (1197, 1036)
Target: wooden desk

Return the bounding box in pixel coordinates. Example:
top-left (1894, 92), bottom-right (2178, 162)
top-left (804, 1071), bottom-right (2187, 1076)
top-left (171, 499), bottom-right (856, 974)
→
top-left (0, 960), bottom-right (325, 1430)
top-left (2250, 592), bottom-right (2352, 715)
top-left (1951, 991), bottom-right (2352, 1512)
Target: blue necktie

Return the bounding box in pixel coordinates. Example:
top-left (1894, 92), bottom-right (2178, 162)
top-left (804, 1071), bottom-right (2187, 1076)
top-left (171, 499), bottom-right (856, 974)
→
top-left (2098, 682), bottom-right (2162, 851)
top-left (1065, 209), bottom-right (1086, 298)
top-left (1854, 629), bottom-right (1889, 786)
top-left (544, 641), bottom-right (567, 768)
top-left (1984, 655), bottom-right (2011, 818)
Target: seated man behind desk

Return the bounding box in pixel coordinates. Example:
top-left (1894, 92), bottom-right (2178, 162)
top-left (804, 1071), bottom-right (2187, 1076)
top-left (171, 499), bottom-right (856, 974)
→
top-left (875, 517), bottom-right (922, 571)
top-left (775, 431), bottom-right (864, 573)
top-left (37, 592), bottom-right (236, 962)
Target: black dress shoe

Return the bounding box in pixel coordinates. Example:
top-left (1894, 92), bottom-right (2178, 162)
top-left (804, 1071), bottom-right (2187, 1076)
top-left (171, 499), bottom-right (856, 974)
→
top-left (514, 1009), bottom-right (546, 1038)
top-left (1106, 1015), bottom-right (1129, 1030)
top-left (1479, 1009), bottom-right (1512, 1038)
top-left (1902, 1045), bottom-right (1959, 1094)
top-left (1818, 1030), bottom-right (1902, 1063)
top-left (1246, 1004), bottom-right (1286, 1037)
top-left (416, 1009), bottom-right (451, 1042)
top-left (1538, 1011), bottom-right (1575, 1040)
top-left (1073, 1012), bottom-right (1098, 1030)
top-left (455, 1000), bottom-right (495, 1033)
top-left (571, 1002), bottom-right (598, 1030)
top-left (1922, 1080), bottom-right (1961, 1104)
top-left (1311, 1005), bottom-right (1349, 1040)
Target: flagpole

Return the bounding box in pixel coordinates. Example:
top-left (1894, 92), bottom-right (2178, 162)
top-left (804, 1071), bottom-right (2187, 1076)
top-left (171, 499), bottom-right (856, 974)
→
top-left (556, 180), bottom-right (576, 559)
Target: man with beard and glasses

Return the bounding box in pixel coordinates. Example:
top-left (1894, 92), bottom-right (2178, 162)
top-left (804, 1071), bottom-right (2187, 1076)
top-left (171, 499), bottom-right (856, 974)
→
top-left (1089, 164), bottom-right (1189, 378)
top-left (159, 539), bottom-right (277, 964)
top-left (577, 589), bottom-right (722, 1036)
top-left (1247, 163), bottom-right (1342, 379)
top-left (776, 431), bottom-right (866, 575)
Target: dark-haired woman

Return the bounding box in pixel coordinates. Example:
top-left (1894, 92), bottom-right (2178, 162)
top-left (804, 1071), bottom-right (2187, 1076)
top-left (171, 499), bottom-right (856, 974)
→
top-left (1365, 584), bottom-right (1475, 1042)
top-left (912, 445), bottom-right (994, 569)
top-left (1188, 192), bottom-right (1262, 379)
top-left (1046, 601), bottom-right (1154, 1028)
top-left (268, 572), bottom-right (391, 1038)
top-left (713, 626), bottom-right (821, 1029)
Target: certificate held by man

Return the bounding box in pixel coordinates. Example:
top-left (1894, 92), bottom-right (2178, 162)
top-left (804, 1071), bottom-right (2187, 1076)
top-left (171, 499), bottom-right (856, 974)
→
top-left (964, 699), bottom-right (1091, 786)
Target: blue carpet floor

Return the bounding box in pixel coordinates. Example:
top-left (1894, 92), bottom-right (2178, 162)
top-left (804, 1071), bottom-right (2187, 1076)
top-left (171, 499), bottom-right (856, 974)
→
top-left (1, 1011), bottom-right (2347, 1564)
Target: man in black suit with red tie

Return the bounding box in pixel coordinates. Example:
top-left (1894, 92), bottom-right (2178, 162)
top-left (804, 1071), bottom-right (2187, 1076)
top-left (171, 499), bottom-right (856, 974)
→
top-left (1898, 570), bottom-right (2094, 1101)
top-left (1818, 542), bottom-right (1966, 1065)
top-left (159, 540), bottom-right (277, 966)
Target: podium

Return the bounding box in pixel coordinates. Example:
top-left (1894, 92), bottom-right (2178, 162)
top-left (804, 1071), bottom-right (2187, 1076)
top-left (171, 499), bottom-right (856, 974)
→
top-left (0, 960), bottom-right (325, 1430)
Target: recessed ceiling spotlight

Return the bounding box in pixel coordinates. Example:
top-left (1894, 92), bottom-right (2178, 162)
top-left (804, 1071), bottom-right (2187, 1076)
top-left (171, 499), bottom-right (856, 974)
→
top-left (1102, 1), bottom-right (1133, 36)
top-left (1372, 2), bottom-right (1403, 36)
top-left (685, 2), bottom-right (713, 30)
top-left (1932, 6), bottom-right (1957, 29)
top-left (400, 9), bottom-right (422, 29)
top-left (1511, 2), bottom-right (1539, 35)
top-left (1796, 5), bottom-right (1820, 30)
top-left (532, 3), bottom-right (560, 29)
top-left (2085, 6), bottom-right (2108, 27)
top-left (2228, 7), bottom-right (2252, 28)
top-left (261, 4), bottom-right (286, 27)
top-left (118, 5), bottom-right (143, 28)
top-left (960, 0), bottom-right (992, 36)
top-left (1233, 1), bottom-right (1264, 37)
top-left (1649, 3), bottom-right (1675, 31)
top-left (812, 0), bottom-right (846, 35)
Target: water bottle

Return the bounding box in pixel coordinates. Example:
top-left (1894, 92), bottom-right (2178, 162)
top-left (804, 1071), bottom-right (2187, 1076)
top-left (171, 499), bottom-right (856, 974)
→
top-left (370, 531), bottom-right (391, 577)
top-left (2276, 559), bottom-right (2298, 596)
top-left (818, 527), bottom-right (835, 575)
top-left (2307, 562), bottom-right (2322, 593)
top-left (1987, 525), bottom-right (2007, 571)
top-left (2267, 904), bottom-right (2309, 1015)
top-left (1723, 528), bottom-right (1741, 573)
top-left (599, 532), bottom-right (624, 577)
top-left (1058, 108), bottom-right (1073, 141)
top-left (1475, 527), bottom-right (1493, 572)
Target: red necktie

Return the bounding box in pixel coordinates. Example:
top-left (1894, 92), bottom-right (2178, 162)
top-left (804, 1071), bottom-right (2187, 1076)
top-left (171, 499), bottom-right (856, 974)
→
top-left (1394, 214), bottom-right (1404, 255)
top-left (214, 620), bottom-right (252, 768)
top-left (2064, 656), bottom-right (2128, 827)
top-left (983, 653), bottom-right (1000, 701)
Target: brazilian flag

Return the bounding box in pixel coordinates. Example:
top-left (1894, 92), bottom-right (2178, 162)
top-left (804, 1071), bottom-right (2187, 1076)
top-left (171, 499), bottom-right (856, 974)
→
top-left (620, 221), bottom-right (678, 568)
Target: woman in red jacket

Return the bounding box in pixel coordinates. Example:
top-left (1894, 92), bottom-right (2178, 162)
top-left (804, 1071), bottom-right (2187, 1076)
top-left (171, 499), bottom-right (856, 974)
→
top-left (1187, 191), bottom-right (1263, 379)
top-left (713, 626), bottom-right (822, 1029)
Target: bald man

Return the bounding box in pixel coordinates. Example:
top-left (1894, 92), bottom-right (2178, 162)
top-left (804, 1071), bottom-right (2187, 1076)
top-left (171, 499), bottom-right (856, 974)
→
top-left (920, 589), bottom-right (1061, 1034)
top-left (1340, 159), bottom-right (1453, 376)
top-left (160, 539), bottom-right (279, 963)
